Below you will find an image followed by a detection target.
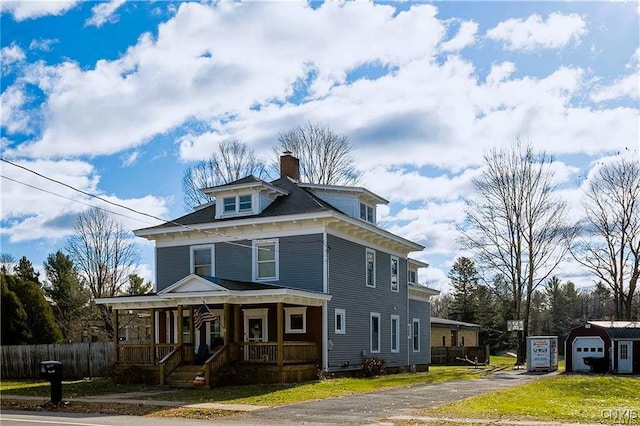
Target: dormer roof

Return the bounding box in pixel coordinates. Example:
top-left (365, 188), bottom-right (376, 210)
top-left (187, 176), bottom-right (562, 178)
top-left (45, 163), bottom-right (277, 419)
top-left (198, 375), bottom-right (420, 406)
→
top-left (298, 182), bottom-right (388, 206)
top-left (200, 175), bottom-right (289, 198)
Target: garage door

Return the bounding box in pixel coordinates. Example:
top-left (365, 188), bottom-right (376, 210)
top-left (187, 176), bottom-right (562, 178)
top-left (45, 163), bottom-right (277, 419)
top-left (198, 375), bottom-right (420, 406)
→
top-left (572, 336), bottom-right (605, 372)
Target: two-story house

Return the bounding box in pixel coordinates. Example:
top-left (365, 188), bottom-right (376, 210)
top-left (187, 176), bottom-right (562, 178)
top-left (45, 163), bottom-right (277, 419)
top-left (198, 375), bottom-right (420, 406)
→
top-left (97, 153), bottom-right (438, 385)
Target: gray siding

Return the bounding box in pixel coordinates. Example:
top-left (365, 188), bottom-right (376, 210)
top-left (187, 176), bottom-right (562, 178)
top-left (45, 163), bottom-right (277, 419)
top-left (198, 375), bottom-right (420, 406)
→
top-left (278, 234), bottom-right (323, 292)
top-left (310, 192), bottom-right (357, 218)
top-left (409, 299), bottom-right (431, 365)
top-left (156, 246), bottom-right (190, 292)
top-left (327, 234), bottom-right (409, 370)
top-left (215, 239), bottom-right (252, 281)
top-left (155, 234), bottom-right (323, 293)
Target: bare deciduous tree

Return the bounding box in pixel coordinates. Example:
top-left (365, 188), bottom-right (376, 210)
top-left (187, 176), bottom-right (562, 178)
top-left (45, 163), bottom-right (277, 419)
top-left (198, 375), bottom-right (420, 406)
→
top-left (66, 208), bottom-right (140, 338)
top-left (182, 139), bottom-right (268, 209)
top-left (459, 142), bottom-right (575, 364)
top-left (274, 123), bottom-right (360, 185)
top-left (572, 157), bottom-right (640, 320)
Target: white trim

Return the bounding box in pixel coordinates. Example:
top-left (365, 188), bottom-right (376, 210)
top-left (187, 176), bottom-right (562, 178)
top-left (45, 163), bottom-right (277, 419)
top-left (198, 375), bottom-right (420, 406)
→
top-left (412, 318), bottom-right (420, 352)
top-left (370, 312), bottom-right (381, 353)
top-left (391, 314), bottom-right (400, 353)
top-left (284, 307), bottom-right (307, 333)
top-left (322, 301), bottom-right (328, 371)
top-left (243, 308), bottom-right (269, 342)
top-left (409, 284), bottom-right (439, 302)
top-left (335, 308), bottom-right (346, 334)
top-left (366, 248), bottom-right (376, 288)
top-left (252, 239), bottom-right (279, 281)
top-left (359, 202), bottom-right (375, 224)
top-left (190, 244), bottom-right (214, 276)
top-left (158, 274), bottom-right (225, 294)
top-left (390, 256), bottom-right (399, 293)
top-left (203, 180), bottom-right (289, 197)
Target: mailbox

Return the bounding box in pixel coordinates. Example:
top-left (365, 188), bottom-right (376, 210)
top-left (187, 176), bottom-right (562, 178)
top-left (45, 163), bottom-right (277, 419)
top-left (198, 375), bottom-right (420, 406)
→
top-left (40, 361), bottom-right (63, 404)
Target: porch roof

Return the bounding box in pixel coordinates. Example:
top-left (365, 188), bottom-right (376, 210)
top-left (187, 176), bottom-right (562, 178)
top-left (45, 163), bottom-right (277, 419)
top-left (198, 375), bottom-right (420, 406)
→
top-left (95, 274), bottom-right (331, 310)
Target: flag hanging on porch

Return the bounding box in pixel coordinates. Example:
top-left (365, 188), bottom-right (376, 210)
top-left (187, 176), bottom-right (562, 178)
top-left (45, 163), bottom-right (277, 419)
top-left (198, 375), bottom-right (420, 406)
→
top-left (194, 302), bottom-right (217, 330)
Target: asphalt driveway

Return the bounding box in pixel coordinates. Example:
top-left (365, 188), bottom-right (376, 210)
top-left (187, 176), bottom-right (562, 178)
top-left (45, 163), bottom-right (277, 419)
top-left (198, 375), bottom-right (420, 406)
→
top-left (224, 369), bottom-right (554, 425)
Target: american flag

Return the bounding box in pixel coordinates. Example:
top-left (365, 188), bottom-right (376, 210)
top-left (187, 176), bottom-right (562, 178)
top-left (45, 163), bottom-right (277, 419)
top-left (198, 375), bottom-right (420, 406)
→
top-left (194, 303), bottom-right (217, 330)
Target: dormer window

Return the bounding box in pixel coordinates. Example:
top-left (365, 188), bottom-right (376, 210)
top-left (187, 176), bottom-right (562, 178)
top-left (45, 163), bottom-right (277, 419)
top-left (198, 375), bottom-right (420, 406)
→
top-left (222, 195), bottom-right (253, 215)
top-left (360, 203), bottom-right (374, 223)
top-left (408, 269), bottom-right (417, 284)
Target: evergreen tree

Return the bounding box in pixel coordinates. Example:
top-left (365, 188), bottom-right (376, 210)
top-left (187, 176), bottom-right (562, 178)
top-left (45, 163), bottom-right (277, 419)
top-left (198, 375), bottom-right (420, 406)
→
top-left (448, 257), bottom-right (479, 323)
top-left (7, 258), bottom-right (62, 344)
top-left (127, 273), bottom-right (153, 295)
top-left (44, 251), bottom-right (90, 342)
top-left (1, 274), bottom-right (31, 344)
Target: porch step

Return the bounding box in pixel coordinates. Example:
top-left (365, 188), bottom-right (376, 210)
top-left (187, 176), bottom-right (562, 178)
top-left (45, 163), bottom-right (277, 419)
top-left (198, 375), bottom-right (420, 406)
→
top-left (165, 364), bottom-right (205, 388)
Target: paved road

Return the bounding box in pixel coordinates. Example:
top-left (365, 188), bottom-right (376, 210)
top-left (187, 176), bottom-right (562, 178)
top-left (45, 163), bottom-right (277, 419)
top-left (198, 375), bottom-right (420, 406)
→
top-left (1, 369), bottom-right (554, 426)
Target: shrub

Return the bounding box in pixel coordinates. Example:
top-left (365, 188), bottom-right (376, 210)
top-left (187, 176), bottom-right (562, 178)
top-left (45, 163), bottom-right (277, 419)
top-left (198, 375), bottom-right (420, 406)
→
top-left (361, 357), bottom-right (386, 377)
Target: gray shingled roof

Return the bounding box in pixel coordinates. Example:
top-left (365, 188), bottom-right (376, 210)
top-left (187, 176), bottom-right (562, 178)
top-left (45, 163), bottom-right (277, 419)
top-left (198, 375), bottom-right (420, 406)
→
top-left (136, 176), bottom-right (341, 232)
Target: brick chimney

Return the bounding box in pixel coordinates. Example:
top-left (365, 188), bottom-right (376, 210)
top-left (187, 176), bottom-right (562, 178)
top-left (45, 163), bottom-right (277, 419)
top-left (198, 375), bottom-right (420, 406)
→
top-left (280, 151), bottom-right (300, 180)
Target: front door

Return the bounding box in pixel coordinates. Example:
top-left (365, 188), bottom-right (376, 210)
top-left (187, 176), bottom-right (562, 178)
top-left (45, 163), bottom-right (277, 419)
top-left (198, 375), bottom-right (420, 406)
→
top-left (243, 308), bottom-right (269, 361)
top-left (618, 341), bottom-right (632, 373)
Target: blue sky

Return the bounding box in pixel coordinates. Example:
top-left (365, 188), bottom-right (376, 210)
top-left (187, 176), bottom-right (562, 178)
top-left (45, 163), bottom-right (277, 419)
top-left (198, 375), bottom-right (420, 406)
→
top-left (1, 0), bottom-right (638, 291)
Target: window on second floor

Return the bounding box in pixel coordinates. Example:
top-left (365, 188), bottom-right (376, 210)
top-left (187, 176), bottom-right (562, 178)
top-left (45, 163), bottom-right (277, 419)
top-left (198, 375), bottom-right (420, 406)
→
top-left (191, 245), bottom-right (213, 276)
top-left (366, 248), bottom-right (376, 288)
top-left (253, 239), bottom-right (279, 281)
top-left (408, 268), bottom-right (417, 284)
top-left (360, 202), bottom-right (374, 223)
top-left (390, 256), bottom-right (399, 292)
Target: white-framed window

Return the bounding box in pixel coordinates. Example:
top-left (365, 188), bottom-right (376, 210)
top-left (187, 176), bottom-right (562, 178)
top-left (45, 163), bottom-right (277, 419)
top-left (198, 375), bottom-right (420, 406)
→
top-left (222, 194), bottom-right (253, 215)
top-left (360, 202), bottom-right (374, 223)
top-left (408, 268), bottom-right (416, 284)
top-left (191, 245), bottom-right (214, 276)
top-left (238, 195), bottom-right (252, 212)
top-left (285, 307), bottom-right (307, 333)
top-left (253, 239), bottom-right (279, 281)
top-left (391, 315), bottom-right (400, 353)
top-left (335, 308), bottom-right (346, 334)
top-left (370, 312), bottom-right (381, 353)
top-left (366, 248), bottom-right (376, 288)
top-left (390, 256), bottom-right (399, 292)
top-left (412, 319), bottom-right (420, 352)
top-left (223, 197), bottom-right (236, 213)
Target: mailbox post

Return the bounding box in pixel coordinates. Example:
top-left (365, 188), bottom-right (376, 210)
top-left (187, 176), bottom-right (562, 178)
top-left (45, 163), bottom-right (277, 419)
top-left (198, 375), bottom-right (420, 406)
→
top-left (40, 361), bottom-right (63, 404)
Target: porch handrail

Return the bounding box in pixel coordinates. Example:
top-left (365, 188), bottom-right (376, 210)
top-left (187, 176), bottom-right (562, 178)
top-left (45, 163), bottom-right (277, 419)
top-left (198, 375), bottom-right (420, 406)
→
top-left (159, 344), bottom-right (183, 385)
top-left (203, 344), bottom-right (228, 387)
top-left (240, 341), bottom-right (317, 364)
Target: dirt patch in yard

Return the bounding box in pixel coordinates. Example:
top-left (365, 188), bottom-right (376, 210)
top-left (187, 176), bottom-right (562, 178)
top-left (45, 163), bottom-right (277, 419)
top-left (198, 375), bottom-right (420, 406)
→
top-left (0, 399), bottom-right (240, 420)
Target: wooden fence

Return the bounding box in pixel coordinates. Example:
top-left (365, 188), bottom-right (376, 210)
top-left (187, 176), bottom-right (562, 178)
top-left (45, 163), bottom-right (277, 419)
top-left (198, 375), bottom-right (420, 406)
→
top-left (0, 342), bottom-right (114, 380)
top-left (431, 346), bottom-right (489, 365)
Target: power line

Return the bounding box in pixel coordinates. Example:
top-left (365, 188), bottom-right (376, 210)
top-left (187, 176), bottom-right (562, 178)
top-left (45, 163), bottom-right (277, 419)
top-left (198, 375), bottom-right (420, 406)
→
top-left (1, 175), bottom-right (158, 226)
top-left (0, 158), bottom-right (326, 252)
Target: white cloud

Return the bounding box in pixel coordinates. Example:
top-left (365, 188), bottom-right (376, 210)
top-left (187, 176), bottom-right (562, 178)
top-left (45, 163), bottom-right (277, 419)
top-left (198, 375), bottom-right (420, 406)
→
top-left (29, 38), bottom-right (58, 51)
top-left (1, 85), bottom-right (30, 133)
top-left (440, 21), bottom-right (478, 52)
top-left (121, 150), bottom-right (139, 167)
top-left (486, 12), bottom-right (587, 51)
top-left (85, 0), bottom-right (127, 27)
top-left (1, 0), bottom-right (80, 21)
top-left (590, 72), bottom-right (640, 102)
top-left (0, 158), bottom-right (167, 243)
top-left (1, 43), bottom-right (25, 66)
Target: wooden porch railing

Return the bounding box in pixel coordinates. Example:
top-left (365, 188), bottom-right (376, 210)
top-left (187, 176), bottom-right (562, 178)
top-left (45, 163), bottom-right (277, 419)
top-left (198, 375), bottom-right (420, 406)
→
top-left (159, 345), bottom-right (183, 385)
top-left (116, 344), bottom-right (179, 365)
top-left (240, 342), bottom-right (317, 364)
top-left (203, 344), bottom-right (228, 387)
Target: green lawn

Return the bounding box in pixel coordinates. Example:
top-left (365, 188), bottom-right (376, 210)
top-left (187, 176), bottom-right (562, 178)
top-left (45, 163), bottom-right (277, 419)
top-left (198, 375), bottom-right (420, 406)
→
top-left (0, 379), bottom-right (144, 398)
top-left (1, 365), bottom-right (484, 406)
top-left (419, 374), bottom-right (640, 424)
top-left (142, 366), bottom-right (485, 405)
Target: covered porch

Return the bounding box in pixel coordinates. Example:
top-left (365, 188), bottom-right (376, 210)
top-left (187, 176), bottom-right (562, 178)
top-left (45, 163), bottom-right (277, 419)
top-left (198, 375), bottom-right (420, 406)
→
top-left (96, 275), bottom-right (331, 385)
